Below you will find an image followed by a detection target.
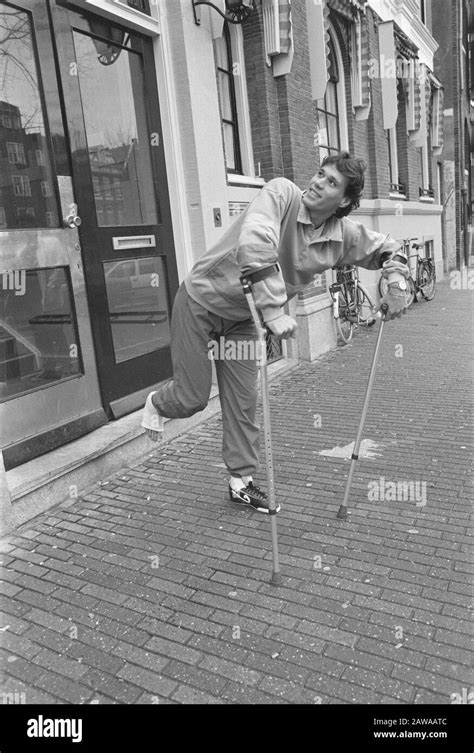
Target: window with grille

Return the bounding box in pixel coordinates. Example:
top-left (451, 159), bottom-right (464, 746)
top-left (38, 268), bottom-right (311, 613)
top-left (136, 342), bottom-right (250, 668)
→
top-left (7, 142), bottom-right (26, 164)
top-left (12, 175), bottom-right (31, 197)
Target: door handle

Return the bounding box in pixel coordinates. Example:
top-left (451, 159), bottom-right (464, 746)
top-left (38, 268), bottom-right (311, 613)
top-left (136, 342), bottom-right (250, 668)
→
top-left (64, 202), bottom-right (82, 229)
top-left (64, 213), bottom-right (82, 228)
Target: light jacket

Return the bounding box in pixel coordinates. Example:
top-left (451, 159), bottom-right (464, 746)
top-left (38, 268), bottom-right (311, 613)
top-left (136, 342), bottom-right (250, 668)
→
top-left (185, 177), bottom-right (401, 322)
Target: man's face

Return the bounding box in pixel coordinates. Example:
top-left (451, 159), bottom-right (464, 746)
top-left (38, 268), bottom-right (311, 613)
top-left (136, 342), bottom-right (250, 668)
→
top-left (302, 163), bottom-right (351, 219)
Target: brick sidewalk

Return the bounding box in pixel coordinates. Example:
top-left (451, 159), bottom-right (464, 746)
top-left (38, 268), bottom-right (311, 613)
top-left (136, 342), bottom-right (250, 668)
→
top-left (1, 281), bottom-right (472, 705)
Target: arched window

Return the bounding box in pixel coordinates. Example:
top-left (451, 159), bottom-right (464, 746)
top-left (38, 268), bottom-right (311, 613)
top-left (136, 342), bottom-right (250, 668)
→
top-left (315, 30), bottom-right (347, 159)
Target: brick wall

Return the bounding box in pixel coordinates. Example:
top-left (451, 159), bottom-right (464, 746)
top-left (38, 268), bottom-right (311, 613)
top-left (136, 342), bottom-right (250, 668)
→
top-left (365, 8), bottom-right (391, 199)
top-left (242, 11), bottom-right (284, 180)
top-left (244, 0), bottom-right (317, 189)
top-left (274, 0), bottom-right (317, 187)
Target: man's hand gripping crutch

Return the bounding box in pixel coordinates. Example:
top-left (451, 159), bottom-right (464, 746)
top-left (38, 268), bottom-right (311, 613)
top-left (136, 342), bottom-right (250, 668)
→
top-left (239, 263), bottom-right (296, 586)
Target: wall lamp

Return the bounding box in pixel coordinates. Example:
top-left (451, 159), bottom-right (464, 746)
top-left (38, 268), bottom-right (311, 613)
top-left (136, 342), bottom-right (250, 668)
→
top-left (192, 0), bottom-right (256, 26)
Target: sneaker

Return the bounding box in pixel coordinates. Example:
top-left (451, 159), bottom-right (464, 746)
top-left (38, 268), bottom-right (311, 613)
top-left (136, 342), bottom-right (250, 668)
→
top-left (141, 391), bottom-right (164, 435)
top-left (228, 481), bottom-right (281, 514)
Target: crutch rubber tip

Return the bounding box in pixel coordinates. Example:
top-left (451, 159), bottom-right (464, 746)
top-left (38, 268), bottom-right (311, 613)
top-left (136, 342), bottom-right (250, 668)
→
top-left (337, 505), bottom-right (348, 520)
top-left (270, 571), bottom-right (283, 587)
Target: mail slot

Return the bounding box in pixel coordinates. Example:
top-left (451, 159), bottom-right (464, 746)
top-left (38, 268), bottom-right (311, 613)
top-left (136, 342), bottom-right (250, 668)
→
top-left (112, 235), bottom-right (156, 251)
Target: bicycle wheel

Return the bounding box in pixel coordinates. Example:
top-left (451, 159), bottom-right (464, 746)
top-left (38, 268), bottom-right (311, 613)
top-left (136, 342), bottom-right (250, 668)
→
top-left (356, 286), bottom-right (376, 326)
top-left (336, 285), bottom-right (354, 344)
top-left (418, 260), bottom-right (436, 301)
top-left (378, 275), bottom-right (415, 308)
top-left (406, 276), bottom-right (416, 307)
top-left (378, 275), bottom-right (388, 299)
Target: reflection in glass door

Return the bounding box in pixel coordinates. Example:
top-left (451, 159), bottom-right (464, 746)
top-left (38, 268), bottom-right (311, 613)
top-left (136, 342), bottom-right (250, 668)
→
top-left (0, 4), bottom-right (59, 230)
top-left (52, 7), bottom-right (179, 410)
top-left (0, 3), bottom-right (81, 401)
top-left (103, 255), bottom-right (170, 364)
top-left (72, 28), bottom-right (159, 228)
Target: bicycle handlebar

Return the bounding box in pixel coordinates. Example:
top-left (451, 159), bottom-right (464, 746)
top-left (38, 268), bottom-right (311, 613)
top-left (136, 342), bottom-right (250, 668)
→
top-left (397, 237), bottom-right (420, 247)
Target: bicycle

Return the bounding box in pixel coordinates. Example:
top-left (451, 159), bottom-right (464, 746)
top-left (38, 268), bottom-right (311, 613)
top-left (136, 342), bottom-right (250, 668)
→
top-left (329, 265), bottom-right (377, 345)
top-left (378, 238), bottom-right (436, 305)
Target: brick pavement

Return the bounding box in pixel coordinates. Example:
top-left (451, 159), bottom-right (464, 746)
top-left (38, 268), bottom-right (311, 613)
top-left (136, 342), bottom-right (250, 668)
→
top-left (0, 281), bottom-right (472, 705)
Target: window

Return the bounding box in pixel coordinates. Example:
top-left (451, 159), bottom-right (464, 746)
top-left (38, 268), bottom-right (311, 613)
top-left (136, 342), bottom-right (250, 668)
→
top-left (36, 149), bottom-right (45, 166)
top-left (387, 129), bottom-right (398, 191)
top-left (12, 175), bottom-right (31, 197)
top-left (41, 181), bottom-right (52, 197)
top-left (0, 207), bottom-right (6, 229)
top-left (126, 0), bottom-right (150, 15)
top-left (315, 32), bottom-right (348, 160)
top-left (388, 79), bottom-right (405, 195)
top-left (213, 23), bottom-right (256, 179)
top-left (92, 176), bottom-right (101, 198)
top-left (17, 207), bottom-right (35, 219)
top-left (418, 79), bottom-right (434, 200)
top-left (316, 37), bottom-right (340, 157)
top-left (417, 146), bottom-right (433, 198)
top-left (214, 23), bottom-right (242, 174)
top-left (436, 162), bottom-right (443, 205)
top-left (7, 142), bottom-right (26, 165)
top-left (417, 147), bottom-right (424, 191)
top-left (45, 211), bottom-right (55, 227)
top-left (113, 178), bottom-right (122, 198)
top-left (103, 176), bottom-right (113, 200)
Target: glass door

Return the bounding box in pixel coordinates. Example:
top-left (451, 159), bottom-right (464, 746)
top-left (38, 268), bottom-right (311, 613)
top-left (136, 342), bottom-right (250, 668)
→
top-left (50, 2), bottom-right (179, 412)
top-left (0, 0), bottom-right (105, 467)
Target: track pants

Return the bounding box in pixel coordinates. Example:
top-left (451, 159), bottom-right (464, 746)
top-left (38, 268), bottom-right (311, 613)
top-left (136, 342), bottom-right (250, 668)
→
top-left (151, 282), bottom-right (260, 477)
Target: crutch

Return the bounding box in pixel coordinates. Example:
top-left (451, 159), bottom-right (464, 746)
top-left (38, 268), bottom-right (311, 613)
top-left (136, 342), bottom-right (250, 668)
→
top-left (240, 265), bottom-right (282, 586)
top-left (337, 303), bottom-right (388, 520)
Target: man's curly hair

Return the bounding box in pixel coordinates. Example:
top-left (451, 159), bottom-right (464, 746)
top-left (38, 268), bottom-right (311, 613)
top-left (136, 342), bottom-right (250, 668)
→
top-left (321, 151), bottom-right (366, 218)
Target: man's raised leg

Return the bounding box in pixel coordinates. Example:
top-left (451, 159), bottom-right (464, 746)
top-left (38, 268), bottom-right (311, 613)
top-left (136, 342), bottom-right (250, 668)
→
top-left (142, 283), bottom-right (216, 441)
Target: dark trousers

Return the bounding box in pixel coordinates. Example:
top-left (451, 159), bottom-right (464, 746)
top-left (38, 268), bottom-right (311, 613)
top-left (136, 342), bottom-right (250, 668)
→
top-left (152, 283), bottom-right (260, 477)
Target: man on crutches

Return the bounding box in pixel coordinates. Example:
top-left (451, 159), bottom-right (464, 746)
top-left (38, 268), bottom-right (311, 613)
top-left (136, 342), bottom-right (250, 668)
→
top-left (141, 152), bottom-right (409, 516)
